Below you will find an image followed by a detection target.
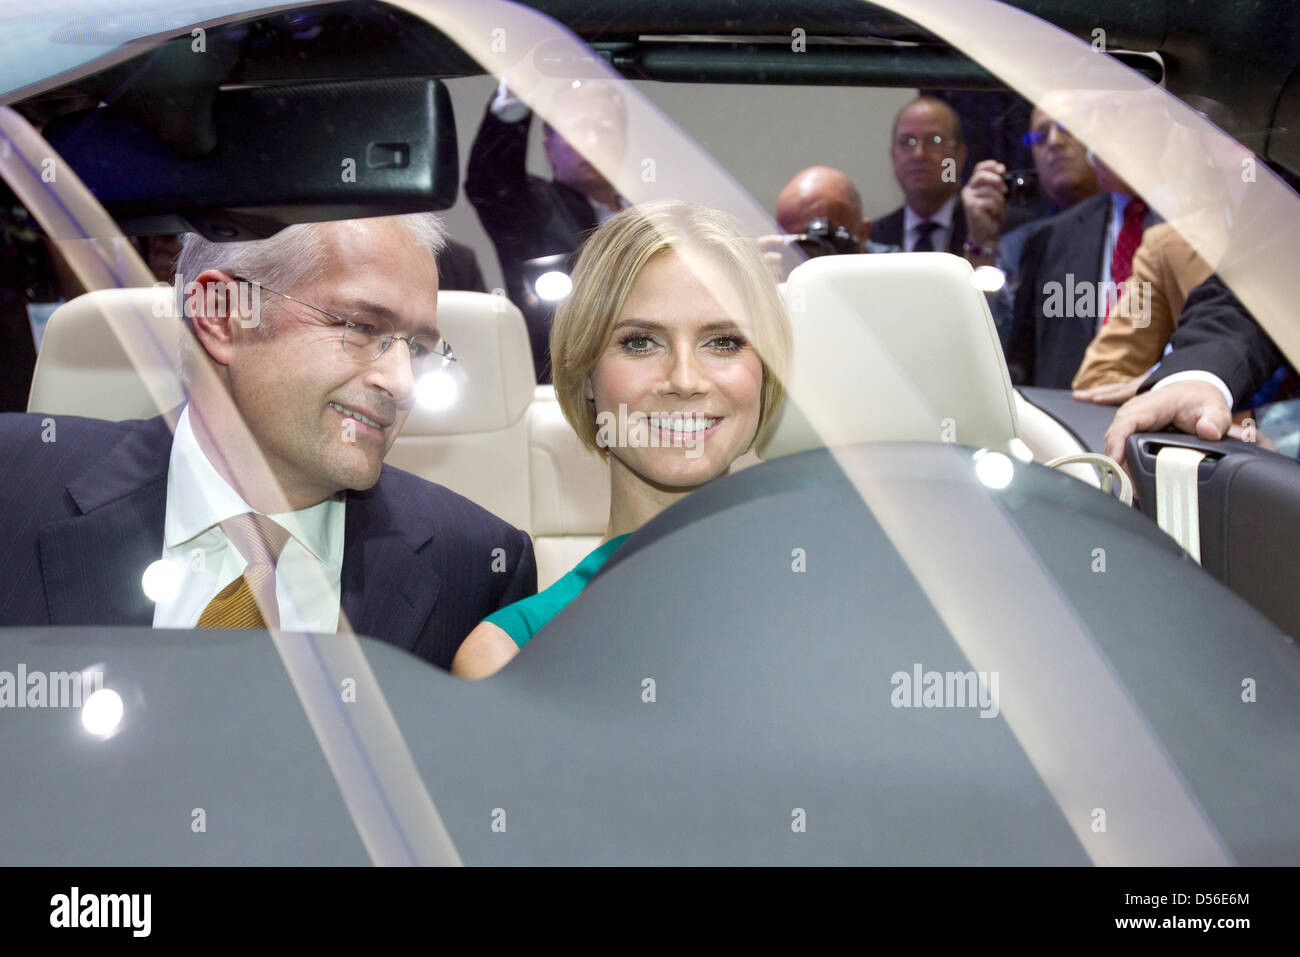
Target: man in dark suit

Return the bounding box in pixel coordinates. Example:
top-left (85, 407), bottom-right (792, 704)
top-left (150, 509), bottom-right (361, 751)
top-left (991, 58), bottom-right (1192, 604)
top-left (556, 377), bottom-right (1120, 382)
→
top-left (987, 93), bottom-right (1102, 346)
top-left (0, 215), bottom-right (536, 672)
top-left (466, 80), bottom-right (626, 382)
top-left (1004, 156), bottom-right (1159, 388)
top-left (1097, 274), bottom-right (1284, 464)
top-left (869, 96), bottom-right (1008, 263)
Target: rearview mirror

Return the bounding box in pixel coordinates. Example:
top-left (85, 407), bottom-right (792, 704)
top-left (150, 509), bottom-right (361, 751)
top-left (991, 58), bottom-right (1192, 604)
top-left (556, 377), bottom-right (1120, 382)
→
top-left (42, 77), bottom-right (458, 241)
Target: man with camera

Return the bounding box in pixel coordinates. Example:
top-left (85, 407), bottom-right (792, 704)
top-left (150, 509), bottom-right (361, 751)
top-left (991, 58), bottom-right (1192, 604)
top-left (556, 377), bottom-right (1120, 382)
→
top-left (868, 96), bottom-right (1010, 264)
top-left (762, 161), bottom-right (1006, 282)
top-left (760, 165), bottom-right (895, 279)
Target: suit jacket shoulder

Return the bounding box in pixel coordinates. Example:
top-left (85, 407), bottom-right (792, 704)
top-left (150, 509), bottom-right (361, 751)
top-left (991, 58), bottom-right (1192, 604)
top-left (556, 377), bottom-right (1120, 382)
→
top-left (869, 208), bottom-right (905, 248)
top-left (342, 463), bottom-right (537, 670)
top-left (1142, 274), bottom-right (1283, 406)
top-left (0, 413), bottom-right (172, 627)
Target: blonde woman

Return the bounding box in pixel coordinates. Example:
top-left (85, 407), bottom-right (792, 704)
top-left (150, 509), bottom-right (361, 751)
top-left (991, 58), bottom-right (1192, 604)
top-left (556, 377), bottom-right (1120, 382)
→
top-left (452, 200), bottom-right (791, 679)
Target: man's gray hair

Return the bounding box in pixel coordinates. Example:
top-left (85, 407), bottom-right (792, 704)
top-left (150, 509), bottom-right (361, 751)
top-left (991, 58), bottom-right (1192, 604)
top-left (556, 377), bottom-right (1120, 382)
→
top-left (172, 212), bottom-right (446, 384)
top-left (173, 212), bottom-right (446, 322)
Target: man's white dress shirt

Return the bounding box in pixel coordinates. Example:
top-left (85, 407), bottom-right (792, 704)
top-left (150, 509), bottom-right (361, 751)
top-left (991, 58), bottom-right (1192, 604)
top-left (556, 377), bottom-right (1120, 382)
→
top-left (151, 406), bottom-right (346, 632)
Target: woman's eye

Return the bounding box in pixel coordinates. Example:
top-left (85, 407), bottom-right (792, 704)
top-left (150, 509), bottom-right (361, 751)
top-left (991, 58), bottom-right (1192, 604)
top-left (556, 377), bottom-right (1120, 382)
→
top-left (710, 335), bottom-right (746, 353)
top-left (619, 334), bottom-right (656, 353)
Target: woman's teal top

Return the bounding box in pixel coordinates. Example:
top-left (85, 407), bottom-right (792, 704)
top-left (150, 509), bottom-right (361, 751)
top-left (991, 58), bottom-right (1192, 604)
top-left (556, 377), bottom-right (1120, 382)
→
top-left (484, 534), bottom-right (631, 648)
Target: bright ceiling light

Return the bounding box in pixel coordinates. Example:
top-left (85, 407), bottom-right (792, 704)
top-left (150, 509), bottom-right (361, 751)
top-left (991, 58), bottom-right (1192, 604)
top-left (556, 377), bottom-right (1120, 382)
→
top-left (534, 270), bottom-right (572, 302)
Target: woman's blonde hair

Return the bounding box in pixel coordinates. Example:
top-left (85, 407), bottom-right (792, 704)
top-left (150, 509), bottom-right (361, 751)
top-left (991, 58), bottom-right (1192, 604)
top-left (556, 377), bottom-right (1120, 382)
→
top-left (550, 199), bottom-right (791, 453)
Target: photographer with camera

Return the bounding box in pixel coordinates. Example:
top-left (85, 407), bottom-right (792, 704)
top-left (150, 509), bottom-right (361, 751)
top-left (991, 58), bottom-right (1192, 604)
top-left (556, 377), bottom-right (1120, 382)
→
top-left (758, 166), bottom-right (895, 280)
top-left (868, 97), bottom-right (1010, 264)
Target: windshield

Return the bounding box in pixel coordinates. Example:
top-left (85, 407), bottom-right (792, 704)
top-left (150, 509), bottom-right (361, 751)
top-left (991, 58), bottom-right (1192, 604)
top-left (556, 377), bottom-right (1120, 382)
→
top-left (2, 0), bottom-right (1298, 871)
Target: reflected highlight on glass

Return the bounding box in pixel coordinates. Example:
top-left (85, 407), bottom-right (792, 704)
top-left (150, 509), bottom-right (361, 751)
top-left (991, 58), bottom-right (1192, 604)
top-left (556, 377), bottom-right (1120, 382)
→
top-left (81, 688), bottom-right (124, 737)
top-left (416, 369), bottom-right (459, 410)
top-left (973, 448), bottom-right (1015, 490)
top-left (141, 559), bottom-right (182, 603)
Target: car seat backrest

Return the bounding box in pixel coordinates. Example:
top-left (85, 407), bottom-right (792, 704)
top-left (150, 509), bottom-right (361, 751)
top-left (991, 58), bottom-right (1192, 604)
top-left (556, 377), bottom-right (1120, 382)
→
top-left (759, 252), bottom-right (1019, 459)
top-left (528, 386), bottom-right (610, 589)
top-left (27, 286), bottom-right (185, 421)
top-left (382, 291), bottom-right (535, 531)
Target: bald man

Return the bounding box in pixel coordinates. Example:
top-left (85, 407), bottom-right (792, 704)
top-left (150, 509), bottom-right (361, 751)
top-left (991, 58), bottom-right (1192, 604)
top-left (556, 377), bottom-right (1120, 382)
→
top-left (870, 96), bottom-right (1008, 262)
top-left (760, 166), bottom-right (897, 280)
top-left (776, 166), bottom-right (898, 251)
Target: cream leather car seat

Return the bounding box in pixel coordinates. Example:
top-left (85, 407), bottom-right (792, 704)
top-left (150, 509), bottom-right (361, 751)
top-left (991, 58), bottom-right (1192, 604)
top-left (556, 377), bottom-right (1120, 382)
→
top-left (760, 253), bottom-right (1114, 492)
top-left (381, 291), bottom-right (535, 532)
top-left (528, 385), bottom-right (610, 588)
top-left (27, 285), bottom-right (184, 421)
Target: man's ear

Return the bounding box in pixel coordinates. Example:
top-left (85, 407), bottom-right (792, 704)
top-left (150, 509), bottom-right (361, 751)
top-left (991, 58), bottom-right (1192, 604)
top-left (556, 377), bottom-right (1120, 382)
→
top-left (187, 269), bottom-right (244, 368)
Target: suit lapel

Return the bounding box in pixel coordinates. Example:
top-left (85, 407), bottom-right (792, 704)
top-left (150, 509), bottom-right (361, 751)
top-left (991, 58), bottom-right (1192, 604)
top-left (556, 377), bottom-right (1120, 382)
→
top-left (39, 416), bottom-right (173, 626)
top-left (1080, 193), bottom-right (1111, 284)
top-left (948, 205), bottom-right (968, 254)
top-left (870, 209), bottom-right (905, 248)
top-left (1059, 195), bottom-right (1114, 382)
top-left (339, 471), bottom-right (441, 652)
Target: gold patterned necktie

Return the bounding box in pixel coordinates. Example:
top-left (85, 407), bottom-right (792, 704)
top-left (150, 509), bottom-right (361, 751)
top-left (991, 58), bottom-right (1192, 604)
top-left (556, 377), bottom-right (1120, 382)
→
top-left (195, 513), bottom-right (291, 630)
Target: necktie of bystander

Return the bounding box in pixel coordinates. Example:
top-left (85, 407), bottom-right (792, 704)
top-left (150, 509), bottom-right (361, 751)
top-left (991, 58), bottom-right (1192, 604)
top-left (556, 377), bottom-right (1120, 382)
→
top-left (1103, 198), bottom-right (1149, 324)
top-left (912, 220), bottom-right (941, 252)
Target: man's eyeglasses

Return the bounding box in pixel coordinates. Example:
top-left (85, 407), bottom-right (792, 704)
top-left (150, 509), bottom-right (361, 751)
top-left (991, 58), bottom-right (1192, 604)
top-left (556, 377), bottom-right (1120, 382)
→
top-left (230, 275), bottom-right (456, 375)
top-left (893, 134), bottom-right (960, 155)
top-left (1022, 122), bottom-right (1072, 146)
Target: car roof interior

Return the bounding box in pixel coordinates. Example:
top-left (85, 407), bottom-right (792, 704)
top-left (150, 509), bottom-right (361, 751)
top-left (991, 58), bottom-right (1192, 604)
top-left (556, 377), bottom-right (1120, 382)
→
top-left (13, 0), bottom-right (1300, 179)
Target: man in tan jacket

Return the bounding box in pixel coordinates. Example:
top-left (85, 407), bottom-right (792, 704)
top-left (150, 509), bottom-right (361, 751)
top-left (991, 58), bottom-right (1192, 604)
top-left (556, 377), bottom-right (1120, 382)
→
top-left (1070, 222), bottom-right (1213, 397)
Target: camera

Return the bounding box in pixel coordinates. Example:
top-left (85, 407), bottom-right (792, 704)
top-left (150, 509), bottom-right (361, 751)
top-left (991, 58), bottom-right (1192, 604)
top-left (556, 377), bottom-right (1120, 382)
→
top-left (1001, 169), bottom-right (1039, 205)
top-left (782, 217), bottom-right (860, 258)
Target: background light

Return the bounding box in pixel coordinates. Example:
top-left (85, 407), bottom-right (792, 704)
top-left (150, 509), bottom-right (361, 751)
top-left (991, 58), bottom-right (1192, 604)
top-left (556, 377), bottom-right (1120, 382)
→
top-left (141, 559), bottom-right (182, 603)
top-left (971, 265), bottom-right (1006, 293)
top-left (81, 688), bottom-right (124, 736)
top-left (416, 369), bottom-right (459, 410)
top-left (534, 270), bottom-right (572, 302)
top-left (973, 448), bottom-right (1015, 490)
